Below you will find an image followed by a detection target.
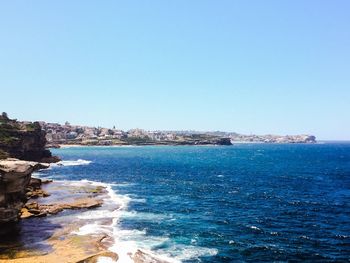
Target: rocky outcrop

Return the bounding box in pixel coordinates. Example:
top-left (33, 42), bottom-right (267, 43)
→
top-left (21, 198), bottom-right (103, 219)
top-left (20, 179), bottom-right (106, 219)
top-left (0, 158), bottom-right (49, 234)
top-left (0, 114), bottom-right (60, 162)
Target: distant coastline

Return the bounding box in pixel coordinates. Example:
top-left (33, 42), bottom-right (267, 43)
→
top-left (56, 140), bottom-right (324, 149)
top-left (41, 121), bottom-right (316, 147)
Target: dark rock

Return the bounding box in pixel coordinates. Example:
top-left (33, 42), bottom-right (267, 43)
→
top-left (0, 159), bottom-right (49, 234)
top-left (29, 177), bottom-right (42, 189)
top-left (0, 117), bottom-right (59, 163)
top-left (214, 137), bottom-right (232, 145)
top-left (40, 155), bottom-right (61, 163)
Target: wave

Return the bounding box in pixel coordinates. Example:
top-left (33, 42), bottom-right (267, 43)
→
top-left (72, 222), bottom-right (112, 236)
top-left (49, 164), bottom-right (216, 262)
top-left (119, 211), bottom-right (173, 221)
top-left (69, 181), bottom-right (216, 262)
top-left (70, 181), bottom-right (218, 262)
top-left (53, 159), bottom-right (92, 167)
top-left (249, 225), bottom-right (262, 232)
top-left (165, 244), bottom-right (218, 262)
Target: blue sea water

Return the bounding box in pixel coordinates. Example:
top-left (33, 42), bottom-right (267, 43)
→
top-left (40, 144), bottom-right (350, 262)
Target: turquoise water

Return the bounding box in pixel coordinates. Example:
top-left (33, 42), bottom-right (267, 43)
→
top-left (41, 144), bottom-right (350, 262)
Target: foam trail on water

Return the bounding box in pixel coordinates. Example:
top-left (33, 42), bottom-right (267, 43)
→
top-left (53, 159), bottom-right (92, 166)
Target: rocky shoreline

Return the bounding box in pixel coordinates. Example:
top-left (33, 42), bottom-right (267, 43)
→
top-left (0, 158), bottom-right (172, 263)
top-left (0, 160), bottom-right (117, 262)
top-left (1, 114), bottom-right (172, 262)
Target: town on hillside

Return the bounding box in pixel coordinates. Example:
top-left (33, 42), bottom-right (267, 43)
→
top-left (39, 120), bottom-right (316, 146)
top-left (0, 113), bottom-right (316, 148)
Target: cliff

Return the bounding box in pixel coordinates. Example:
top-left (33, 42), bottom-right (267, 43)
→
top-left (0, 158), bottom-right (49, 234)
top-left (0, 114), bottom-right (59, 162)
top-left (0, 113), bottom-right (59, 234)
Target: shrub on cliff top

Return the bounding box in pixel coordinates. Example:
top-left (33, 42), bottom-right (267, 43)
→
top-left (25, 122), bottom-right (41, 132)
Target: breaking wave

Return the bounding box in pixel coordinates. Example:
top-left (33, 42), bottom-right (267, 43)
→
top-left (53, 159), bottom-right (92, 166)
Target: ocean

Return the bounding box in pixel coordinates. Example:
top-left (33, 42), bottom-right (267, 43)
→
top-left (37, 143), bottom-right (350, 262)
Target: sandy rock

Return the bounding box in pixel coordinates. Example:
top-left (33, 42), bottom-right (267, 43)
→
top-left (76, 251), bottom-right (118, 263)
top-left (26, 189), bottom-right (50, 198)
top-left (63, 198), bottom-right (103, 209)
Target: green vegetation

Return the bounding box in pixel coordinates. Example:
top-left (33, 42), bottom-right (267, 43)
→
top-left (111, 139), bottom-right (128, 145)
top-left (0, 120), bottom-right (20, 145)
top-left (0, 119), bottom-right (40, 146)
top-left (0, 116), bottom-right (24, 156)
top-left (25, 122), bottom-right (41, 131)
top-left (123, 136), bottom-right (154, 144)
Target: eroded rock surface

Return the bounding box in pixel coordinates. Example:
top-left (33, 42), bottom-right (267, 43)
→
top-left (0, 159), bottom-right (49, 234)
top-left (20, 198), bottom-right (103, 219)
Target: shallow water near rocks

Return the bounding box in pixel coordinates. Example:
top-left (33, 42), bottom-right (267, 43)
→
top-left (0, 180), bottom-right (117, 261)
top-left (35, 144), bottom-right (350, 262)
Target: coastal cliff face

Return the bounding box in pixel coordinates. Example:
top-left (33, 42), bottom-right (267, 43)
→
top-left (0, 113), bottom-right (58, 234)
top-left (0, 114), bottom-right (59, 162)
top-left (0, 159), bottom-right (49, 234)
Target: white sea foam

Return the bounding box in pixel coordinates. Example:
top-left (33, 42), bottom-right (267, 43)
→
top-left (53, 159), bottom-right (92, 167)
top-left (113, 183), bottom-right (136, 188)
top-left (45, 155), bottom-right (221, 262)
top-left (77, 210), bottom-right (119, 220)
top-left (95, 184), bottom-right (217, 262)
top-left (60, 177), bottom-right (216, 262)
top-left (73, 222), bottom-right (112, 236)
top-left (119, 211), bottom-right (173, 221)
top-left (156, 244), bottom-right (218, 262)
top-left (249, 225), bottom-right (262, 232)
top-left (97, 256), bottom-right (116, 263)
top-left (32, 172), bottom-right (42, 177)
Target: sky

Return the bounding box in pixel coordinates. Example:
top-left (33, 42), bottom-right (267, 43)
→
top-left (0, 1), bottom-right (349, 140)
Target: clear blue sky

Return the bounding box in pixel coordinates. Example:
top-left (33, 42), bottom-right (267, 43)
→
top-left (0, 1), bottom-right (349, 140)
